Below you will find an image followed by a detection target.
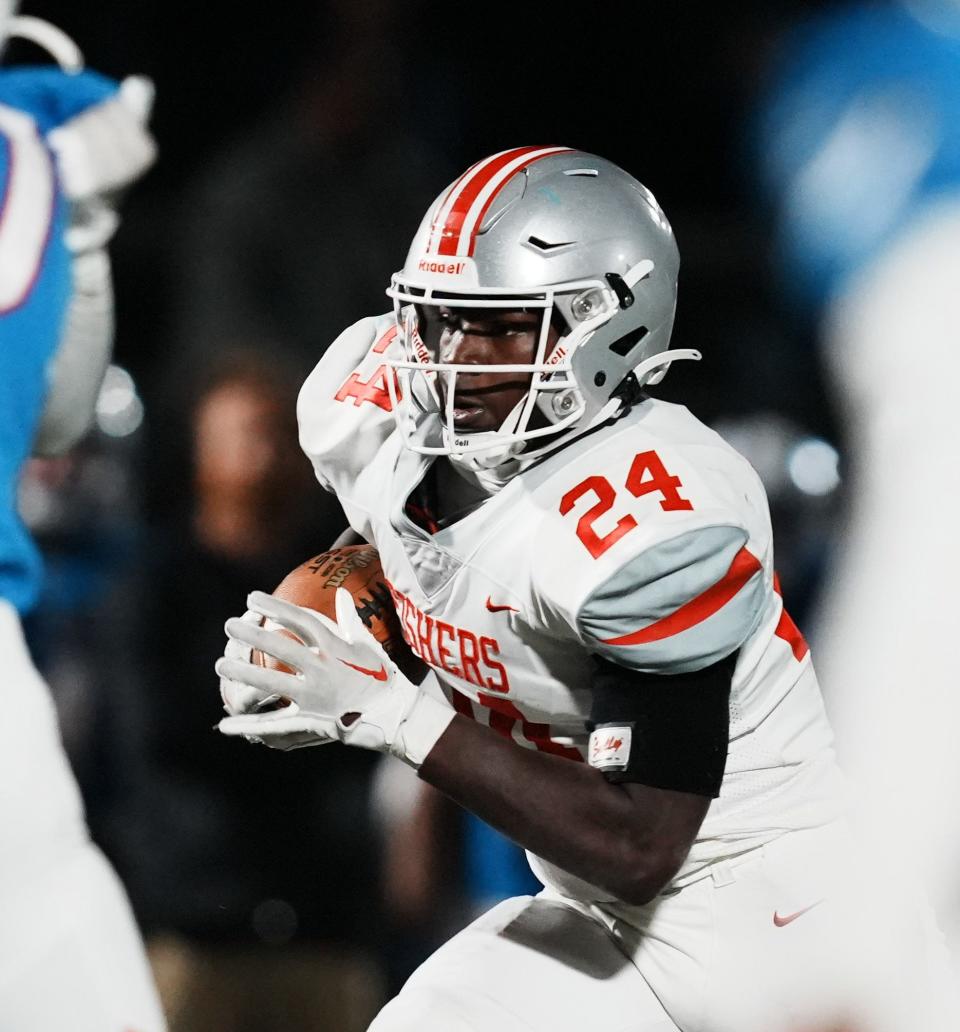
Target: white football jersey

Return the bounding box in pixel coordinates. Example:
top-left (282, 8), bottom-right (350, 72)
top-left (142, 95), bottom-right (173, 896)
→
top-left (298, 314), bottom-right (846, 900)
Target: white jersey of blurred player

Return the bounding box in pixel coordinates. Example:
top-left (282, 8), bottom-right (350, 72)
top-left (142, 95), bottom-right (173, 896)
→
top-left (751, 0), bottom-right (960, 977)
top-left (0, 14), bottom-right (164, 1030)
top-left (298, 311), bottom-right (958, 1031)
top-left (816, 201), bottom-right (960, 957)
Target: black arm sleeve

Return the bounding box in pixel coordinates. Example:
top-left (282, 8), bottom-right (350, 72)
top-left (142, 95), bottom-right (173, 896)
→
top-left (587, 651), bottom-right (736, 797)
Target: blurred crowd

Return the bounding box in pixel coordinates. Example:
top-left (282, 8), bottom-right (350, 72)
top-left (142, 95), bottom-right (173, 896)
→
top-left (9, 0), bottom-right (960, 1027)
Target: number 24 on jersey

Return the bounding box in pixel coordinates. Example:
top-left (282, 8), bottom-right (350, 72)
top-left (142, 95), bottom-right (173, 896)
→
top-left (560, 450), bottom-right (693, 559)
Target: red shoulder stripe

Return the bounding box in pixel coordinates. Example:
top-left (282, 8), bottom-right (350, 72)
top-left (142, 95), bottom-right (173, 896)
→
top-left (601, 546), bottom-right (762, 647)
top-left (772, 572), bottom-right (809, 661)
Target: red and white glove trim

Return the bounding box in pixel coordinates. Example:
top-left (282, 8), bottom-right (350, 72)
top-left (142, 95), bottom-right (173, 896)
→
top-left (216, 588), bottom-right (455, 769)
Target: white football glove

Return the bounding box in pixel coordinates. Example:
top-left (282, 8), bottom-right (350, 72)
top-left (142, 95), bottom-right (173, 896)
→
top-left (216, 589), bottom-right (455, 768)
top-left (217, 607), bottom-right (331, 752)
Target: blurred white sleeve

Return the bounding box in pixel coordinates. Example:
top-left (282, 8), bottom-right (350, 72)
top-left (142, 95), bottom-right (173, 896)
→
top-left (812, 198), bottom-right (960, 935)
top-left (32, 248), bottom-right (113, 457)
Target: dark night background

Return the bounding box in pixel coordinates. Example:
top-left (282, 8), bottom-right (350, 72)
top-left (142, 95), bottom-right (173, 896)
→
top-left (8, 2), bottom-right (861, 1026)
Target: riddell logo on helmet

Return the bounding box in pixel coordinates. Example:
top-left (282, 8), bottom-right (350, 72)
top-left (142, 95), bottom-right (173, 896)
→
top-left (418, 258), bottom-right (467, 275)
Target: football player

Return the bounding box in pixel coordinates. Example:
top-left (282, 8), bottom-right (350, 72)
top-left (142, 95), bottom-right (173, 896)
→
top-left (0, 9), bottom-right (165, 1030)
top-left (217, 147), bottom-right (959, 1030)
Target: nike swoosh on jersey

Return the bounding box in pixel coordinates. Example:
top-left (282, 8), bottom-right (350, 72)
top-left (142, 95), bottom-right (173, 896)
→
top-left (773, 899), bottom-right (824, 927)
top-left (485, 597), bottom-right (518, 614)
top-left (339, 659), bottom-right (389, 681)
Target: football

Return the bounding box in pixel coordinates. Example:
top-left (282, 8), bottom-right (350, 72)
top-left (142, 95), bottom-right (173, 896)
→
top-left (252, 544), bottom-right (425, 681)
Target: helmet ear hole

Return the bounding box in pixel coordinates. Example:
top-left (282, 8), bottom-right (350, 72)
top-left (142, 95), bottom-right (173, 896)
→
top-left (609, 326), bottom-right (648, 357)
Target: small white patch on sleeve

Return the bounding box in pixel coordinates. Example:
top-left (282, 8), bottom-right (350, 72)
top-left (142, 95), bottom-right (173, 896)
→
top-left (588, 725), bottom-right (633, 772)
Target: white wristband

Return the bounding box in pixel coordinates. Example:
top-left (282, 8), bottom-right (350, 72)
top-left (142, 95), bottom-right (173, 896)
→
top-left (394, 690), bottom-right (457, 770)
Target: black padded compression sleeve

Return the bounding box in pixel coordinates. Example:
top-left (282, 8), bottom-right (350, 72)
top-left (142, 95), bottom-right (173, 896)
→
top-left (587, 651), bottom-right (736, 797)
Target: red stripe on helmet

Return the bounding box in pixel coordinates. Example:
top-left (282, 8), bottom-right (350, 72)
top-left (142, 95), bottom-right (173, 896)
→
top-left (433, 146), bottom-right (572, 257)
top-left (426, 159), bottom-right (485, 254)
top-left (432, 146), bottom-right (540, 256)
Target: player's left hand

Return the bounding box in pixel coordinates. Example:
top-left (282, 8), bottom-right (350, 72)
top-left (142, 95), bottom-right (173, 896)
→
top-left (216, 589), bottom-right (455, 767)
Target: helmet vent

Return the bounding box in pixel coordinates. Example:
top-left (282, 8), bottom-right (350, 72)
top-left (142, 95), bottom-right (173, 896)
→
top-left (563, 168), bottom-right (599, 177)
top-left (526, 235), bottom-right (575, 252)
top-left (609, 326), bottom-right (649, 357)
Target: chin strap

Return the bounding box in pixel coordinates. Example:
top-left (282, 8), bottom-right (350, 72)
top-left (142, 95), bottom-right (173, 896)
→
top-left (448, 394), bottom-right (623, 488)
top-left (441, 348), bottom-right (702, 478)
top-left (634, 348), bottom-right (702, 387)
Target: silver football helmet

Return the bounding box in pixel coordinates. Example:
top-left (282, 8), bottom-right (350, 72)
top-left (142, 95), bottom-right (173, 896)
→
top-left (385, 146), bottom-right (699, 469)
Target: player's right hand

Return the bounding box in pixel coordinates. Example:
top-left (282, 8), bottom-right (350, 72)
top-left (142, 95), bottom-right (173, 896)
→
top-left (216, 589), bottom-right (455, 767)
top-left (216, 608), bottom-right (335, 751)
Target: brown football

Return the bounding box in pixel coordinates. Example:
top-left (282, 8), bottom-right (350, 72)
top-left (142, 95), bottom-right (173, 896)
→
top-left (252, 545), bottom-right (425, 682)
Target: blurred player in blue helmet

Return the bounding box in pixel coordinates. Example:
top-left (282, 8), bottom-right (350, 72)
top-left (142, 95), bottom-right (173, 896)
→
top-left (752, 0), bottom-right (960, 976)
top-left (0, 7), bottom-right (165, 1029)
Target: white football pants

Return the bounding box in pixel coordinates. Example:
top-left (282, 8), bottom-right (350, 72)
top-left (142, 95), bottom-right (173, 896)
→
top-left (370, 821), bottom-right (960, 1032)
top-left (0, 600), bottom-right (165, 1031)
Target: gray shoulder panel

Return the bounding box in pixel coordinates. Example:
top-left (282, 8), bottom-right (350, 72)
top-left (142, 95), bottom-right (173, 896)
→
top-left (577, 525), bottom-right (766, 674)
